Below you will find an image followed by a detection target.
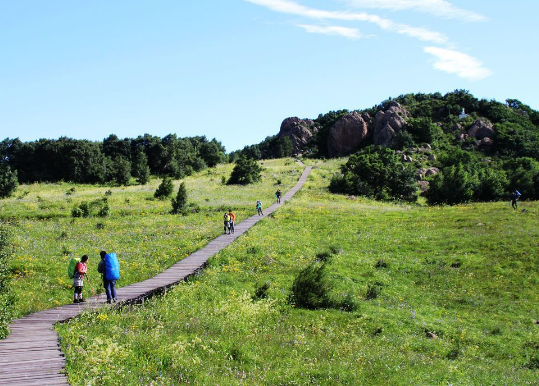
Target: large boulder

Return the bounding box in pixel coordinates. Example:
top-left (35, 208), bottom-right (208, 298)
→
top-left (373, 102), bottom-right (410, 147)
top-left (467, 119), bottom-right (495, 140)
top-left (327, 111), bottom-right (370, 157)
top-left (277, 117), bottom-right (317, 153)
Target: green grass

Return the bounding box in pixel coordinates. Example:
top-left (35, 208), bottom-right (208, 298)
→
top-left (1, 158), bottom-right (302, 317)
top-left (54, 159), bottom-right (539, 385)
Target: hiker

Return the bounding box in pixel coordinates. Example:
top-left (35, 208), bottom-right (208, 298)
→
top-left (228, 209), bottom-right (236, 234)
top-left (223, 212), bottom-right (231, 234)
top-left (256, 200), bottom-right (263, 216)
top-left (97, 250), bottom-right (117, 304)
top-left (275, 189), bottom-right (281, 204)
top-left (73, 255), bottom-right (88, 303)
top-left (510, 190), bottom-right (521, 210)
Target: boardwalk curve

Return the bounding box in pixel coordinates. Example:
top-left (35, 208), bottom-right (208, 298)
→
top-left (0, 165), bottom-right (313, 386)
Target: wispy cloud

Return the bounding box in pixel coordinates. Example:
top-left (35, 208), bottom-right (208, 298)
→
top-left (341, 0), bottom-right (487, 22)
top-left (245, 0), bottom-right (448, 43)
top-left (298, 24), bottom-right (368, 39)
top-left (424, 47), bottom-right (493, 81)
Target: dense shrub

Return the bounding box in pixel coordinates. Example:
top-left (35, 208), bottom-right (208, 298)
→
top-left (0, 162), bottom-right (18, 199)
top-left (329, 146), bottom-right (417, 202)
top-left (155, 177), bottom-right (174, 199)
top-left (0, 226), bottom-right (13, 338)
top-left (227, 156), bottom-right (262, 185)
top-left (289, 260), bottom-right (332, 309)
top-left (171, 182), bottom-right (188, 214)
top-left (425, 164), bottom-right (478, 205)
top-left (71, 201), bottom-right (91, 218)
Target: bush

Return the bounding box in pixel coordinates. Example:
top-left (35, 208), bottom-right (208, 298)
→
top-left (329, 146), bottom-right (417, 202)
top-left (425, 163), bottom-right (478, 205)
top-left (289, 261), bottom-right (332, 309)
top-left (227, 156), bottom-right (262, 185)
top-left (171, 182), bottom-right (188, 214)
top-left (155, 177), bottom-right (174, 200)
top-left (97, 204), bottom-right (110, 217)
top-left (71, 202), bottom-right (90, 218)
top-left (253, 281), bottom-right (271, 300)
top-left (365, 282), bottom-right (383, 300)
top-left (0, 226), bottom-right (13, 338)
top-left (0, 162), bottom-right (18, 199)
top-left (71, 207), bottom-right (83, 218)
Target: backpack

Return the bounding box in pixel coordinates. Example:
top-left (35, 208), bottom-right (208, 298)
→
top-left (67, 257), bottom-right (79, 279)
top-left (224, 214), bottom-right (230, 222)
top-left (104, 253), bottom-right (120, 281)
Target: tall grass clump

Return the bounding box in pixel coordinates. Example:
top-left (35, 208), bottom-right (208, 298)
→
top-left (0, 226), bottom-right (13, 338)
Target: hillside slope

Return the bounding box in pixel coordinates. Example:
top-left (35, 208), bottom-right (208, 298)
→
top-left (57, 158), bottom-right (539, 385)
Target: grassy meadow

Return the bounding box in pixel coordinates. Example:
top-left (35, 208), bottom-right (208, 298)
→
top-left (52, 158), bottom-right (539, 385)
top-left (0, 158), bottom-right (302, 317)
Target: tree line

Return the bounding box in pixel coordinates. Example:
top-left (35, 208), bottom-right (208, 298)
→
top-left (0, 134), bottom-right (227, 197)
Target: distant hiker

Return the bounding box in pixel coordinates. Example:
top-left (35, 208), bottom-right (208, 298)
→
top-left (275, 189), bottom-right (282, 204)
top-left (73, 255), bottom-right (88, 303)
top-left (228, 209), bottom-right (236, 234)
top-left (256, 200), bottom-right (263, 216)
top-left (510, 190), bottom-right (521, 210)
top-left (223, 212), bottom-right (231, 234)
top-left (97, 250), bottom-right (118, 304)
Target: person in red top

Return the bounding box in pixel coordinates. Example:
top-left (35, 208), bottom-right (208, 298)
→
top-left (73, 255), bottom-right (88, 303)
top-left (228, 209), bottom-right (236, 234)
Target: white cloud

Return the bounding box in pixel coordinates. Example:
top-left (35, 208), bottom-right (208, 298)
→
top-left (245, 0), bottom-right (448, 43)
top-left (424, 47), bottom-right (493, 81)
top-left (341, 0), bottom-right (487, 22)
top-left (298, 24), bottom-right (368, 39)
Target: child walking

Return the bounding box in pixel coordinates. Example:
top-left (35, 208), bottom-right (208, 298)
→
top-left (73, 255), bottom-right (88, 303)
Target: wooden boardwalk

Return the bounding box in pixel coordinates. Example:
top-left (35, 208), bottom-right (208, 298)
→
top-left (0, 166), bottom-right (312, 386)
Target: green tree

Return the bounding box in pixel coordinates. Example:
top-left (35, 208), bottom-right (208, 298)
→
top-left (154, 177), bottom-right (174, 199)
top-left (504, 157), bottom-right (539, 200)
top-left (132, 150), bottom-right (150, 185)
top-left (425, 163), bottom-right (478, 205)
top-left (199, 141), bottom-right (226, 167)
top-left (227, 156), bottom-right (262, 185)
top-left (171, 182), bottom-right (188, 214)
top-left (0, 162), bottom-right (18, 199)
top-left (329, 146), bottom-right (417, 202)
top-left (110, 157), bottom-right (132, 186)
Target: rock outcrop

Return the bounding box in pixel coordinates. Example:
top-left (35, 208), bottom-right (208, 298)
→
top-left (373, 102), bottom-right (410, 147)
top-left (327, 111), bottom-right (370, 157)
top-left (467, 119), bottom-right (495, 140)
top-left (277, 117), bottom-right (317, 153)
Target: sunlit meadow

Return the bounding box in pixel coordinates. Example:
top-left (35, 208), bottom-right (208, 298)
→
top-left (0, 159), bottom-right (302, 317)
top-left (55, 158), bottom-right (539, 385)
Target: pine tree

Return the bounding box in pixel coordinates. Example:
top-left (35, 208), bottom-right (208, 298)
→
top-left (154, 177), bottom-right (173, 200)
top-left (171, 182), bottom-right (188, 214)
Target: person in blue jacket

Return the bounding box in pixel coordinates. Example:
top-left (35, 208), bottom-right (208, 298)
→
top-left (510, 190), bottom-right (521, 210)
top-left (97, 250), bottom-right (117, 304)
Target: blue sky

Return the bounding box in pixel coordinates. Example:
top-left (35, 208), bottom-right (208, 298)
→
top-left (1, 0), bottom-right (537, 152)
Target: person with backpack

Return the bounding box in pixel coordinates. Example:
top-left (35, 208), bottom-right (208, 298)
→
top-left (228, 209), bottom-right (236, 234)
top-left (223, 212), bottom-right (231, 234)
top-left (97, 250), bottom-right (118, 304)
top-left (73, 255), bottom-right (88, 303)
top-left (510, 189), bottom-right (521, 209)
top-left (256, 200), bottom-right (263, 216)
top-left (275, 189), bottom-right (281, 204)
